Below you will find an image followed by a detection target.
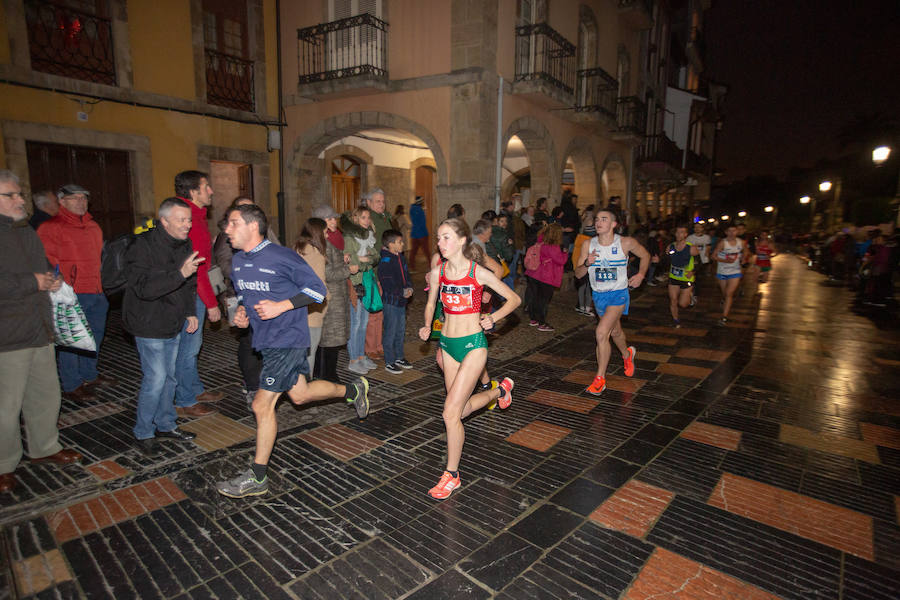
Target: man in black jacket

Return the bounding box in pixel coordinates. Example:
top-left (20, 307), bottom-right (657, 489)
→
top-left (124, 197), bottom-right (205, 455)
top-left (0, 170), bottom-right (83, 493)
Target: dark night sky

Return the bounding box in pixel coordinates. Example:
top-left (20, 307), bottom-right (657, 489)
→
top-left (704, 0), bottom-right (900, 183)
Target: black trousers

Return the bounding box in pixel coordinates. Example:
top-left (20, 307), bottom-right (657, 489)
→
top-left (528, 279), bottom-right (555, 325)
top-left (315, 345), bottom-right (342, 384)
top-left (237, 328), bottom-right (262, 391)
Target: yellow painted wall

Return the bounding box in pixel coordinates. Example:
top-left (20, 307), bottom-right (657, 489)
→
top-left (389, 0), bottom-right (451, 79)
top-left (129, 0), bottom-right (197, 99)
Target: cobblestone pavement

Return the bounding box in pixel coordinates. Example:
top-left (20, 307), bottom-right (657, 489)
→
top-left (2, 255), bottom-right (899, 599)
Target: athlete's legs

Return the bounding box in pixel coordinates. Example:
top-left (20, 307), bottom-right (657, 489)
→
top-left (679, 286), bottom-right (692, 308)
top-left (595, 305), bottom-right (626, 377)
top-left (722, 277), bottom-right (741, 318)
top-left (668, 283), bottom-right (680, 321)
top-left (440, 348), bottom-right (500, 472)
top-left (437, 347), bottom-right (490, 386)
top-left (251, 389), bottom-right (281, 465)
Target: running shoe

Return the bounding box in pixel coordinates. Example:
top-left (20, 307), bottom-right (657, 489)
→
top-left (361, 356), bottom-right (377, 370)
top-left (395, 358), bottom-right (414, 369)
top-left (216, 468), bottom-right (268, 499)
top-left (428, 471), bottom-right (461, 500)
top-left (718, 317), bottom-right (728, 326)
top-left (537, 324), bottom-right (555, 332)
top-left (346, 377), bottom-right (370, 419)
top-left (575, 306), bottom-right (586, 315)
top-left (672, 319), bottom-right (682, 329)
top-left (529, 320), bottom-right (539, 326)
top-left (385, 363), bottom-right (402, 374)
top-left (689, 295), bottom-right (697, 307)
top-left (623, 346), bottom-right (636, 377)
top-left (497, 377), bottom-right (514, 409)
top-left (586, 375), bottom-right (607, 396)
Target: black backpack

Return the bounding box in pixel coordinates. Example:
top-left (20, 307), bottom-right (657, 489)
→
top-left (101, 233), bottom-right (136, 295)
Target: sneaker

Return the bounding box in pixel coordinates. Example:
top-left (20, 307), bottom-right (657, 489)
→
top-left (623, 346), bottom-right (636, 377)
top-left (385, 363), bottom-right (403, 374)
top-left (718, 317), bottom-right (728, 326)
top-left (497, 377), bottom-right (514, 409)
top-left (348, 360), bottom-right (369, 375)
top-left (428, 471), bottom-right (461, 500)
top-left (575, 306), bottom-right (586, 315)
top-left (529, 320), bottom-right (539, 326)
top-left (585, 309), bottom-right (596, 317)
top-left (361, 356), bottom-right (377, 370)
top-left (586, 375), bottom-right (607, 396)
top-left (647, 280), bottom-right (659, 287)
top-left (672, 319), bottom-right (682, 329)
top-left (537, 324), bottom-right (554, 332)
top-left (347, 377), bottom-right (370, 419)
top-left (395, 358), bottom-right (414, 370)
top-left (216, 468), bottom-right (268, 499)
top-left (689, 295), bottom-right (697, 307)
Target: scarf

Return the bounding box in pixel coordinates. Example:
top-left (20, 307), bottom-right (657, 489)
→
top-left (326, 228), bottom-right (344, 251)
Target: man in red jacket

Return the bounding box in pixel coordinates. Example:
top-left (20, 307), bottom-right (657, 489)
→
top-left (37, 184), bottom-right (118, 402)
top-left (173, 171), bottom-right (221, 417)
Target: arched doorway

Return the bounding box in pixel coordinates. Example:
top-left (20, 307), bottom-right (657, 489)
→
top-left (502, 117), bottom-right (559, 207)
top-left (414, 164), bottom-right (436, 232)
top-left (561, 137), bottom-right (599, 208)
top-left (331, 155), bottom-right (361, 214)
top-left (600, 154), bottom-right (628, 209)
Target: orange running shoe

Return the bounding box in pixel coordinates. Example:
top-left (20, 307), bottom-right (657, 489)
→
top-left (497, 378), bottom-right (514, 409)
top-left (623, 346), bottom-right (636, 377)
top-left (586, 375), bottom-right (607, 396)
top-left (428, 471), bottom-right (461, 500)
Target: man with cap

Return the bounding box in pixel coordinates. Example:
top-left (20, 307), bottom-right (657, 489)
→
top-left (37, 184), bottom-right (117, 402)
top-left (1, 170), bottom-right (84, 493)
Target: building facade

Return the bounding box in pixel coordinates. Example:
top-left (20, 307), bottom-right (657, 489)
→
top-left (0, 0), bottom-right (281, 239)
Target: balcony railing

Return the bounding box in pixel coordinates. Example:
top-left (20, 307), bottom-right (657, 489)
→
top-left (24, 0), bottom-right (116, 85)
top-left (205, 48), bottom-right (255, 112)
top-left (514, 23), bottom-right (576, 95)
top-left (298, 14), bottom-right (388, 84)
top-left (575, 67), bottom-right (618, 118)
top-left (616, 96), bottom-right (647, 135)
top-left (639, 134), bottom-right (682, 167)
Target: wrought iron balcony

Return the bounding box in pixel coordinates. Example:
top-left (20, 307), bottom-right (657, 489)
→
top-left (615, 96), bottom-right (647, 136)
top-left (297, 14), bottom-right (388, 85)
top-left (205, 48), bottom-right (255, 112)
top-left (24, 0), bottom-right (116, 85)
top-left (639, 134), bottom-right (682, 168)
top-left (514, 22), bottom-right (576, 96)
top-left (575, 67), bottom-right (618, 118)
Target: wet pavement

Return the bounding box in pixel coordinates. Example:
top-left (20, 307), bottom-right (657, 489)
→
top-left (2, 254), bottom-right (899, 599)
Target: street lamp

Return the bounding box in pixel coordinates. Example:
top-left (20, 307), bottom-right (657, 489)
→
top-left (738, 211), bottom-right (747, 217)
top-left (721, 215), bottom-right (729, 221)
top-left (799, 196), bottom-right (810, 204)
top-left (872, 146), bottom-right (891, 165)
top-left (764, 206), bottom-right (774, 212)
top-left (819, 180), bottom-right (832, 192)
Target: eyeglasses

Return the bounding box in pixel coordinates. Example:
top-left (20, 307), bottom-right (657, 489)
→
top-left (0, 192), bottom-right (24, 199)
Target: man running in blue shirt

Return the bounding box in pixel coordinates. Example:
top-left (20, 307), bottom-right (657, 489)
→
top-left (216, 204), bottom-right (369, 498)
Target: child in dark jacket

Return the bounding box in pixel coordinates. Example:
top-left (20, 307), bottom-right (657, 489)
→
top-left (377, 229), bottom-right (414, 373)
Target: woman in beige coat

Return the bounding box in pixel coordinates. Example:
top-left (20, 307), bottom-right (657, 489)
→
top-left (294, 218), bottom-right (328, 376)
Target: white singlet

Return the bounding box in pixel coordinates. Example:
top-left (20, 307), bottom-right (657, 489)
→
top-left (587, 234), bottom-right (629, 292)
top-left (686, 233), bottom-right (711, 264)
top-left (716, 239), bottom-right (744, 276)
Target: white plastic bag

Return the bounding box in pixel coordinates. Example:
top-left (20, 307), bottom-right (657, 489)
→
top-left (49, 282), bottom-right (96, 351)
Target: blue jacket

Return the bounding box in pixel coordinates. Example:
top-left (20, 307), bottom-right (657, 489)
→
top-left (410, 203), bottom-right (428, 239)
top-left (231, 240), bottom-right (326, 350)
top-left (377, 248), bottom-right (411, 307)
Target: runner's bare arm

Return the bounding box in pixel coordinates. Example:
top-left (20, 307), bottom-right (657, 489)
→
top-left (573, 238), bottom-right (594, 278)
top-left (418, 266), bottom-right (441, 341)
top-left (712, 240), bottom-right (724, 262)
top-left (474, 264), bottom-right (521, 324)
top-left (622, 236), bottom-right (650, 287)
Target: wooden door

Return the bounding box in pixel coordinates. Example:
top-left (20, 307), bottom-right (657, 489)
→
top-left (331, 157), bottom-right (360, 215)
top-left (238, 164), bottom-right (253, 198)
top-left (415, 165), bottom-right (435, 234)
top-left (26, 141), bottom-right (133, 239)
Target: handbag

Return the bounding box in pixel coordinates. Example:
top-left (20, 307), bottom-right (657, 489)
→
top-left (49, 282), bottom-right (96, 351)
top-left (207, 264), bottom-right (227, 296)
top-left (361, 269), bottom-right (383, 313)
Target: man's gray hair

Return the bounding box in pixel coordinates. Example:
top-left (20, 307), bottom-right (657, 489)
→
top-left (33, 190), bottom-right (56, 208)
top-left (158, 197), bottom-right (191, 218)
top-left (368, 188), bottom-right (385, 198)
top-left (0, 169), bottom-right (20, 185)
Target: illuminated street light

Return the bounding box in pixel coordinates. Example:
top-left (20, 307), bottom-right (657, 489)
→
top-left (872, 146), bottom-right (891, 165)
top-left (799, 196), bottom-right (811, 204)
top-left (721, 215), bottom-right (729, 221)
top-left (764, 206), bottom-right (774, 213)
top-left (819, 181), bottom-right (832, 192)
top-left (738, 211), bottom-right (747, 217)
top-left (698, 220), bottom-right (706, 224)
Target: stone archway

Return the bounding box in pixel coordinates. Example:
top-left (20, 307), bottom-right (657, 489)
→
top-left (600, 152), bottom-right (628, 209)
top-left (502, 116), bottom-right (559, 205)
top-left (561, 136), bottom-right (599, 209)
top-left (286, 112), bottom-right (448, 237)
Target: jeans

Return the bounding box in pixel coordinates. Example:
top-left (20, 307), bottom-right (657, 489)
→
top-left (133, 334), bottom-right (180, 440)
top-left (382, 304), bottom-right (406, 365)
top-left (347, 300), bottom-right (369, 360)
top-left (58, 293), bottom-right (108, 392)
top-left (174, 296), bottom-right (206, 407)
top-left (510, 249), bottom-right (523, 286)
top-left (577, 275), bottom-right (593, 309)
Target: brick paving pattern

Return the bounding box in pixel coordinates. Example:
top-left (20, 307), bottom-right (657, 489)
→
top-left (1, 255), bottom-right (899, 598)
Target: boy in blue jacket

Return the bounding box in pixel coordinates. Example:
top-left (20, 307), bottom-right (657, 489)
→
top-left (378, 229), bottom-right (414, 374)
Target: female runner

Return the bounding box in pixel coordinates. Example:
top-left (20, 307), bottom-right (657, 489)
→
top-left (418, 218), bottom-right (521, 499)
top-left (713, 224), bottom-right (750, 325)
top-left (755, 232), bottom-right (776, 283)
